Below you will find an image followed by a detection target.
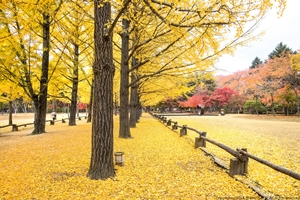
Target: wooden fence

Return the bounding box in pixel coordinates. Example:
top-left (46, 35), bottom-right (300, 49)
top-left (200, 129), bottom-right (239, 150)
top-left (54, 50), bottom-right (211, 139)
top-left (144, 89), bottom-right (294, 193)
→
top-left (151, 113), bottom-right (300, 181)
top-left (0, 116), bottom-right (86, 132)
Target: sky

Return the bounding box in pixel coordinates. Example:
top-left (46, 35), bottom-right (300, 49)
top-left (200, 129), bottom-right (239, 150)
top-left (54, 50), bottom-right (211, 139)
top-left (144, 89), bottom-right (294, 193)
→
top-left (215, 0), bottom-right (300, 75)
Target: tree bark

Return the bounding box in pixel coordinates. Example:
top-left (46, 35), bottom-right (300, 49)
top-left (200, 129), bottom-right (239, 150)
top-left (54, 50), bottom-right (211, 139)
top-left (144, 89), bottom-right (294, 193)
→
top-left (271, 93), bottom-right (275, 116)
top-left (119, 17), bottom-right (131, 138)
top-left (137, 99), bottom-right (142, 121)
top-left (8, 101), bottom-right (13, 125)
top-left (87, 1), bottom-right (115, 180)
top-left (32, 13), bottom-right (50, 134)
top-left (52, 98), bottom-right (57, 112)
top-left (292, 88), bottom-right (300, 117)
top-left (87, 79), bottom-right (94, 123)
top-left (69, 43), bottom-right (79, 126)
top-left (129, 71), bottom-right (138, 128)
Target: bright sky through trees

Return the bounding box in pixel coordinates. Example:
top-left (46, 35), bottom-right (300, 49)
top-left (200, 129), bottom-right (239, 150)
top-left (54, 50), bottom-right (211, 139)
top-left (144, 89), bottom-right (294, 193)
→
top-left (216, 0), bottom-right (300, 74)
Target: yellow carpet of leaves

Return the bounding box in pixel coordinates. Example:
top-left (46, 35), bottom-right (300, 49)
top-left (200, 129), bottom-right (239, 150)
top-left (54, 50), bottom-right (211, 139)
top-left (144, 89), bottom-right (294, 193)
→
top-left (168, 114), bottom-right (300, 199)
top-left (0, 113), bottom-right (298, 199)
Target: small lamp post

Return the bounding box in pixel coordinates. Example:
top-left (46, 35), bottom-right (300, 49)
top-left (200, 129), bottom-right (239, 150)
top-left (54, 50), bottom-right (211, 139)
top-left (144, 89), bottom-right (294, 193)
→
top-left (114, 152), bottom-right (124, 166)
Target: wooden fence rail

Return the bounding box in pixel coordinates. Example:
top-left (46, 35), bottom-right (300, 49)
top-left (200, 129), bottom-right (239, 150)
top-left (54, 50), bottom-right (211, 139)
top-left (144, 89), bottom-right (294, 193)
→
top-left (151, 113), bottom-right (300, 181)
top-left (237, 149), bottom-right (300, 180)
top-left (0, 117), bottom-right (84, 132)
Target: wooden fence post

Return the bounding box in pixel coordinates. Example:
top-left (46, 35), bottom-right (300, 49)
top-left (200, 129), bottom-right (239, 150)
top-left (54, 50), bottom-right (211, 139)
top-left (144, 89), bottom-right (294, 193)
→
top-left (242, 148), bottom-right (248, 173)
top-left (162, 117), bottom-right (166, 124)
top-left (195, 132), bottom-right (206, 148)
top-left (229, 147), bottom-right (248, 177)
top-left (180, 125), bottom-right (187, 137)
top-left (167, 119), bottom-right (172, 126)
top-left (172, 122), bottom-right (178, 130)
top-left (12, 124), bottom-right (18, 131)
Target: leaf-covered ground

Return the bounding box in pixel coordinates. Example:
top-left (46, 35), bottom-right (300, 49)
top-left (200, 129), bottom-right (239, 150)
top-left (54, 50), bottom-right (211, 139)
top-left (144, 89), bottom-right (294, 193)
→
top-left (166, 114), bottom-right (300, 199)
top-left (0, 113), bottom-right (298, 199)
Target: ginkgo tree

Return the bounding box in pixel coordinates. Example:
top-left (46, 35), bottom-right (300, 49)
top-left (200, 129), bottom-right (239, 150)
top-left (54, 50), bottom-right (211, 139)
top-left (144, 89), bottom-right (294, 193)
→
top-left (116, 0), bottom-right (288, 138)
top-left (0, 80), bottom-right (23, 124)
top-left (50, 0), bottom-right (94, 126)
top-left (0, 0), bottom-right (63, 134)
top-left (88, 0), bottom-right (287, 180)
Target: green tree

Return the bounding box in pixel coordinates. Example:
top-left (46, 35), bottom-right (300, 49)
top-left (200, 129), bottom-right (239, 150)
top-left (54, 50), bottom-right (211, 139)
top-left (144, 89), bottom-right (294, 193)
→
top-left (244, 100), bottom-right (265, 114)
top-left (249, 57), bottom-right (263, 69)
top-left (268, 42), bottom-right (296, 59)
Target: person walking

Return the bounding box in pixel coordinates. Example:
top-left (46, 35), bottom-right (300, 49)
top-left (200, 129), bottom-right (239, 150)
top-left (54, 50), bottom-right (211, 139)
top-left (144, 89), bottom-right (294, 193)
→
top-left (51, 111), bottom-right (56, 121)
top-left (197, 104), bottom-right (202, 115)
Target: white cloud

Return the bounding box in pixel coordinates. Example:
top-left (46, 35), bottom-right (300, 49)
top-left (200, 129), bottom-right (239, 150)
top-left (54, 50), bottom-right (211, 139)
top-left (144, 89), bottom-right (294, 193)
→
top-left (215, 0), bottom-right (300, 75)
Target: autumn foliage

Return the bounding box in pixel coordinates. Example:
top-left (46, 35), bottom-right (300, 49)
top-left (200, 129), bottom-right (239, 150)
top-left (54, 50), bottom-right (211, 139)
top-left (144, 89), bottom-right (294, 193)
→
top-left (180, 87), bottom-right (238, 112)
top-left (212, 53), bottom-right (299, 115)
top-left (177, 52), bottom-right (299, 115)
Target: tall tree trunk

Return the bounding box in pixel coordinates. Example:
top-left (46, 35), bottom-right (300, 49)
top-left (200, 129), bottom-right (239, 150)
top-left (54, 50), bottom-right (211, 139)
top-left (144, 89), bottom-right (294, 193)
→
top-left (129, 3), bottom-right (139, 128)
top-left (87, 79), bottom-right (94, 123)
top-left (293, 88), bottom-right (300, 117)
top-left (52, 97), bottom-right (57, 112)
top-left (23, 102), bottom-right (28, 114)
top-left (129, 70), bottom-right (138, 128)
top-left (119, 17), bottom-right (131, 138)
top-left (254, 95), bottom-right (259, 116)
top-left (271, 93), bottom-right (275, 116)
top-left (69, 43), bottom-right (79, 126)
top-left (8, 101), bottom-right (13, 125)
top-left (137, 98), bottom-right (142, 121)
top-left (87, 1), bottom-right (115, 180)
top-left (32, 13), bottom-right (50, 135)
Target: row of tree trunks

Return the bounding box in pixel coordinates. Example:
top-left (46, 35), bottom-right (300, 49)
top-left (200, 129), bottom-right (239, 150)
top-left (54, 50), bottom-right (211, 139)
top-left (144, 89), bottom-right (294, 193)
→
top-left (119, 16), bottom-right (132, 138)
top-left (129, 58), bottom-right (138, 128)
top-left (121, 3), bottom-right (141, 134)
top-left (129, 67), bottom-right (142, 127)
top-left (69, 43), bottom-right (79, 126)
